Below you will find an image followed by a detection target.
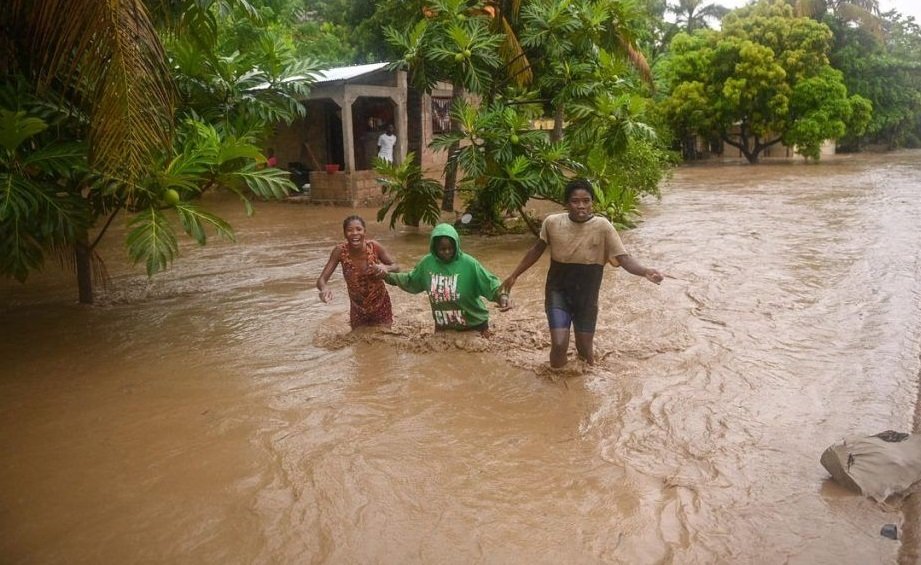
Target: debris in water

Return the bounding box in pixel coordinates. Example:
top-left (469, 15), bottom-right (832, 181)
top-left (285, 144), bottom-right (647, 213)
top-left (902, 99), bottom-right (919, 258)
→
top-left (820, 431), bottom-right (921, 501)
top-left (880, 524), bottom-right (898, 540)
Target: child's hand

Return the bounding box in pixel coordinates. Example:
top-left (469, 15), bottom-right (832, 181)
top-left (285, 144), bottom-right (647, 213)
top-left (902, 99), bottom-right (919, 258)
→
top-left (645, 269), bottom-right (664, 285)
top-left (497, 292), bottom-right (512, 311)
top-left (365, 264), bottom-right (388, 279)
top-left (319, 288), bottom-right (333, 303)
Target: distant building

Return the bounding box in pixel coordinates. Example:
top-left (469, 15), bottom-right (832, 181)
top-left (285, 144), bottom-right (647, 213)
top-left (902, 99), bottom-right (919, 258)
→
top-left (271, 63), bottom-right (454, 206)
top-left (684, 128), bottom-right (836, 162)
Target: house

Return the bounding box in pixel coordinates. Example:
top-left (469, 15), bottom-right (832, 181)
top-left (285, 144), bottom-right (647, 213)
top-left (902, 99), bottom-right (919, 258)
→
top-left (684, 129), bottom-right (837, 162)
top-left (271, 62), bottom-right (454, 206)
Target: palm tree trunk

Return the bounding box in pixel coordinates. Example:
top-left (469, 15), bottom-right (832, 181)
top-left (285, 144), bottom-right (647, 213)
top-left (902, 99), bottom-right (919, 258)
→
top-left (75, 233), bottom-right (93, 304)
top-left (441, 82), bottom-right (466, 212)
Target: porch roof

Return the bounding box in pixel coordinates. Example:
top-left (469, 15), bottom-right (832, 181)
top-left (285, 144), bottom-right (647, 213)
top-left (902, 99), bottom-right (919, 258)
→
top-left (312, 62), bottom-right (390, 84)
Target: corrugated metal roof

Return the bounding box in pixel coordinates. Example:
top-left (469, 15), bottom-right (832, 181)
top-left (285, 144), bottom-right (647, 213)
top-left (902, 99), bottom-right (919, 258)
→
top-left (248, 62), bottom-right (393, 93)
top-left (312, 62), bottom-right (389, 84)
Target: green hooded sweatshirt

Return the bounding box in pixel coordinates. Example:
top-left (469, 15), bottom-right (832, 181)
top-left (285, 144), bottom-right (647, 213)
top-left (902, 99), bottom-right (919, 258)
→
top-left (385, 223), bottom-right (502, 330)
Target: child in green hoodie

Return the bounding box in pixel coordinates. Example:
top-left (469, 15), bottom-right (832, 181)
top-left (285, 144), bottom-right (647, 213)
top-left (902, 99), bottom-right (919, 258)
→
top-left (385, 223), bottom-right (510, 335)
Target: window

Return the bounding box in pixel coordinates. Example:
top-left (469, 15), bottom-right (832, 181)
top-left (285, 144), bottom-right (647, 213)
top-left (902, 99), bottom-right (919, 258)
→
top-left (432, 97), bottom-right (452, 133)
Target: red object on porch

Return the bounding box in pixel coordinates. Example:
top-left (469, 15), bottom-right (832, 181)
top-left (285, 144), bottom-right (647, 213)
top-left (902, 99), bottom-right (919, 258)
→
top-left (325, 164), bottom-right (340, 174)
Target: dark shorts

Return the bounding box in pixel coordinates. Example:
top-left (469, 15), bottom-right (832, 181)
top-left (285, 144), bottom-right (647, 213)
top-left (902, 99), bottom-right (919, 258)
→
top-left (544, 260), bottom-right (603, 333)
top-left (545, 289), bottom-right (598, 333)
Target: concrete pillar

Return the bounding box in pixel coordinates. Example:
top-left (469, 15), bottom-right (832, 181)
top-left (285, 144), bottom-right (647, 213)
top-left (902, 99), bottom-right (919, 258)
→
top-left (392, 97), bottom-right (407, 166)
top-left (342, 93), bottom-right (355, 172)
top-left (395, 71), bottom-right (408, 165)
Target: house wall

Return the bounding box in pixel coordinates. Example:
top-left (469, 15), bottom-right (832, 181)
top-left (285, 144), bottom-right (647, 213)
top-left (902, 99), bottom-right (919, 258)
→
top-left (416, 83), bottom-right (453, 172)
top-left (273, 117), bottom-right (306, 171)
top-left (272, 70), bottom-right (467, 205)
top-left (695, 130), bottom-right (837, 161)
top-left (308, 170), bottom-right (383, 206)
top-left (272, 103), bottom-right (333, 175)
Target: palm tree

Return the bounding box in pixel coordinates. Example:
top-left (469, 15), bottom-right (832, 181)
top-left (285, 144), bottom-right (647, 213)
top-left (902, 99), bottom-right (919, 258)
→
top-left (4, 0), bottom-right (174, 183)
top-left (489, 0), bottom-right (534, 89)
top-left (668, 0), bottom-right (730, 33)
top-left (792, 0), bottom-right (882, 34)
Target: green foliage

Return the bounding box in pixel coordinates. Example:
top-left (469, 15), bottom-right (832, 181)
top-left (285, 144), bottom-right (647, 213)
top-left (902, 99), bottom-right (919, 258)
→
top-left (568, 92), bottom-right (659, 155)
top-left (785, 67), bottom-right (851, 158)
top-left (126, 207), bottom-right (180, 277)
top-left (305, 0), bottom-right (422, 63)
top-left (430, 100), bottom-right (575, 223)
top-left (167, 31), bottom-right (318, 136)
top-left (1, 0), bottom-right (308, 290)
top-left (383, 0), bottom-right (673, 230)
top-left (428, 94), bottom-right (673, 229)
top-left (0, 106), bottom-right (91, 281)
top-left (830, 11), bottom-right (921, 149)
top-left (659, 0), bottom-right (871, 162)
top-left (121, 118), bottom-right (294, 275)
top-left (385, 0), bottom-right (505, 94)
top-left (374, 153), bottom-right (444, 228)
top-left (586, 139), bottom-right (676, 227)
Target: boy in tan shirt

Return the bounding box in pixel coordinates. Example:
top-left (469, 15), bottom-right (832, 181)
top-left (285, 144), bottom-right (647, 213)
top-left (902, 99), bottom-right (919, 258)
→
top-left (502, 179), bottom-right (663, 368)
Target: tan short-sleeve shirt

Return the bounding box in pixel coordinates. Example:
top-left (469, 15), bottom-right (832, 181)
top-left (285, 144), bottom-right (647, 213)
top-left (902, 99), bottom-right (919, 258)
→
top-left (539, 213), bottom-right (628, 265)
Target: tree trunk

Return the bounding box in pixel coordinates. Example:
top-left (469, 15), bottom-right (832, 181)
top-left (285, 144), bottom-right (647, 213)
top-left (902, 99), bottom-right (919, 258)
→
top-left (551, 103), bottom-right (564, 143)
top-left (517, 205), bottom-right (540, 237)
top-left (441, 82), bottom-right (466, 212)
top-left (722, 131), bottom-right (761, 164)
top-left (75, 233), bottom-right (93, 304)
top-left (441, 147), bottom-right (459, 212)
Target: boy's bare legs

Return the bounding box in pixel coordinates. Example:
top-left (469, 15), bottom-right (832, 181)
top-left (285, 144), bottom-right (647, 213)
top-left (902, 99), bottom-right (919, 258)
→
top-left (550, 328), bottom-right (570, 368)
top-left (574, 332), bottom-right (595, 365)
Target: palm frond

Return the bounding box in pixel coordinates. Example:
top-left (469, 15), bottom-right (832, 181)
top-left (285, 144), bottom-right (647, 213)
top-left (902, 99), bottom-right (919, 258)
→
top-left (9, 0), bottom-right (175, 183)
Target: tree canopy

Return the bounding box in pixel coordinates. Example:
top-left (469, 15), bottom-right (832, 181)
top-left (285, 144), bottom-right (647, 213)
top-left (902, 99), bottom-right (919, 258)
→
top-left (659, 0), bottom-right (871, 162)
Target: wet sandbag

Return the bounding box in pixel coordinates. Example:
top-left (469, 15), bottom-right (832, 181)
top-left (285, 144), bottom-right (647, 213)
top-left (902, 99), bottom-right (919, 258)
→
top-left (820, 431), bottom-right (921, 501)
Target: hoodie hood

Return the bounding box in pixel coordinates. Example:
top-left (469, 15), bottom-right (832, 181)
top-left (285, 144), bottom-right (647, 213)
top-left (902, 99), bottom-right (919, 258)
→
top-left (429, 223), bottom-right (462, 262)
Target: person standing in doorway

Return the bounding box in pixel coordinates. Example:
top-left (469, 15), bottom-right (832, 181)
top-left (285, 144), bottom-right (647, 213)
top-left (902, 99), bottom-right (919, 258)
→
top-left (377, 124), bottom-right (397, 163)
top-left (501, 178), bottom-right (664, 368)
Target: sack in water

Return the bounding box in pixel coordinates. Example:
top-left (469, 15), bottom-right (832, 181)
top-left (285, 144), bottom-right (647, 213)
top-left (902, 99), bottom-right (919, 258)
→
top-left (820, 431), bottom-right (921, 501)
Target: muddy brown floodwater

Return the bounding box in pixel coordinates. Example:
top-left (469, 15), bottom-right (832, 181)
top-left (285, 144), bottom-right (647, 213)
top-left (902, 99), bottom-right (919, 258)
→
top-left (2, 151), bottom-right (920, 563)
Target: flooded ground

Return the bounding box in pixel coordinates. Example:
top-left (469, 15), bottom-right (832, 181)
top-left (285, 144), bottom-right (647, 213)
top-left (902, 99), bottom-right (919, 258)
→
top-left (2, 151), bottom-right (920, 563)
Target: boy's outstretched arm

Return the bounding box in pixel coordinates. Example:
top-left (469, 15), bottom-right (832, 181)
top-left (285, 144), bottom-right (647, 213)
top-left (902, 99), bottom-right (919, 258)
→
top-left (501, 239), bottom-right (547, 293)
top-left (613, 254), bottom-right (664, 284)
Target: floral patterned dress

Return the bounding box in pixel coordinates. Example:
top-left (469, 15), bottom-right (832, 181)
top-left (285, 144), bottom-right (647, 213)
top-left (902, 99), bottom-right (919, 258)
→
top-left (339, 241), bottom-right (393, 328)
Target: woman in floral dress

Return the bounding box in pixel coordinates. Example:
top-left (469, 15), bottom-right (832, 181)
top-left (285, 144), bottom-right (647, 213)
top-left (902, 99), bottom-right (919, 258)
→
top-left (316, 216), bottom-right (398, 328)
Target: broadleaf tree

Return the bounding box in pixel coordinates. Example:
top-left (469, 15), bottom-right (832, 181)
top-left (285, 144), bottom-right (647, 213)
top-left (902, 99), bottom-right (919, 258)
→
top-left (659, 0), bottom-right (872, 162)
